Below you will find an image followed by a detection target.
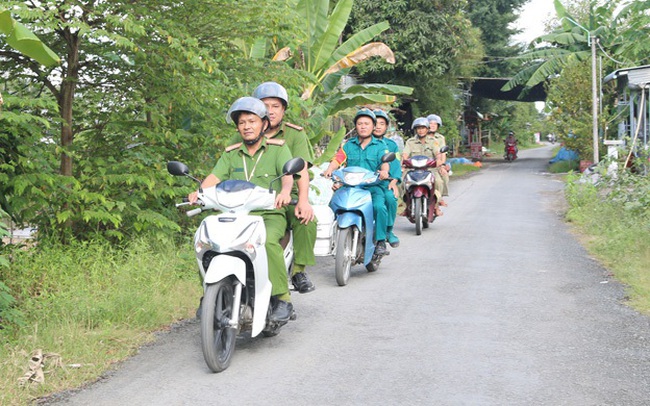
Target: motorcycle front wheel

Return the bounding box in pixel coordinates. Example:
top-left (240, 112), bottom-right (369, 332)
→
top-left (201, 279), bottom-right (237, 373)
top-left (414, 198), bottom-right (422, 235)
top-left (422, 197), bottom-right (430, 229)
top-left (335, 227), bottom-right (354, 286)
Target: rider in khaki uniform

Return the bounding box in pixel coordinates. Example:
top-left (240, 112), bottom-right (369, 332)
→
top-left (252, 82), bottom-right (317, 294)
top-left (189, 97), bottom-right (296, 323)
top-left (427, 114), bottom-right (449, 201)
top-left (402, 117), bottom-right (445, 217)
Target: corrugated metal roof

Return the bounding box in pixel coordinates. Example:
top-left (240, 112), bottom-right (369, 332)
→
top-left (604, 64), bottom-right (650, 88)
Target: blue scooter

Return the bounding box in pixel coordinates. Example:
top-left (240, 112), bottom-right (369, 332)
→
top-left (329, 153), bottom-right (395, 286)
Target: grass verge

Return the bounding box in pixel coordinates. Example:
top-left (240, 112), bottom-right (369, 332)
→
top-left (549, 160), bottom-right (579, 173)
top-left (565, 170), bottom-right (650, 313)
top-left (0, 236), bottom-right (200, 405)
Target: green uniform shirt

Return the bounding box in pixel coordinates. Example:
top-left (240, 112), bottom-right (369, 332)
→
top-left (212, 138), bottom-right (293, 194)
top-left (377, 136), bottom-right (402, 182)
top-left (403, 136), bottom-right (440, 159)
top-left (228, 122), bottom-right (314, 163)
top-left (340, 136), bottom-right (391, 172)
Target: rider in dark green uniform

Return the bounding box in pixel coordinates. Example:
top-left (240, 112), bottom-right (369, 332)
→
top-left (373, 109), bottom-right (401, 248)
top-left (189, 97), bottom-right (296, 322)
top-left (323, 108), bottom-right (392, 255)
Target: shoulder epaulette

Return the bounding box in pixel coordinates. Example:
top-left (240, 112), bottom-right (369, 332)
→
top-left (285, 122), bottom-right (304, 131)
top-left (225, 142), bottom-right (242, 152)
top-left (266, 138), bottom-right (286, 146)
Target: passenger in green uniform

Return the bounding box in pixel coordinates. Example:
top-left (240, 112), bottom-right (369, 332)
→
top-left (252, 82), bottom-right (317, 294)
top-left (188, 97), bottom-right (296, 322)
top-left (373, 109), bottom-right (401, 248)
top-left (427, 114), bottom-right (450, 203)
top-left (402, 117), bottom-right (445, 218)
top-left (323, 108), bottom-right (391, 256)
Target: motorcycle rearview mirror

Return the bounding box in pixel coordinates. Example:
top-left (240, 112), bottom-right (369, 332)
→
top-left (167, 161), bottom-right (189, 176)
top-left (167, 161), bottom-right (203, 192)
top-left (381, 152), bottom-right (396, 163)
top-left (440, 145), bottom-right (450, 153)
top-left (282, 157), bottom-right (306, 176)
top-left (268, 157), bottom-right (306, 193)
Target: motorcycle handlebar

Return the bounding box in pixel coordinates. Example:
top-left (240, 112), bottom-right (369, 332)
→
top-left (186, 208), bottom-right (202, 217)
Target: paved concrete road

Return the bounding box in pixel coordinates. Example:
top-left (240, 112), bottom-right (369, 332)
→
top-left (50, 145), bottom-right (650, 405)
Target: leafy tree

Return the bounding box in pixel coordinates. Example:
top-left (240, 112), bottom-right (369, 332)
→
top-left (1, 0), bottom-right (300, 243)
top-left (344, 0), bottom-right (483, 118)
top-left (466, 0), bottom-right (528, 78)
top-left (545, 59), bottom-right (609, 160)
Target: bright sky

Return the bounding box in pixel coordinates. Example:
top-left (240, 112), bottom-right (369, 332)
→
top-left (512, 0), bottom-right (557, 45)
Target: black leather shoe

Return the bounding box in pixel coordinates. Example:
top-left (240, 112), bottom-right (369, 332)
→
top-left (375, 240), bottom-right (387, 256)
top-left (270, 300), bottom-right (294, 323)
top-left (292, 272), bottom-right (315, 293)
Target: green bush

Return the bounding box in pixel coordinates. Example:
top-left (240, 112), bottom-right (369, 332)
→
top-left (565, 171), bottom-right (650, 313)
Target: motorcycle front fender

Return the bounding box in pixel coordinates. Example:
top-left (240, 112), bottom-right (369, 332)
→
top-left (204, 252), bottom-right (272, 337)
top-left (336, 211), bottom-right (363, 231)
top-left (204, 254), bottom-right (247, 285)
top-left (410, 186), bottom-right (430, 198)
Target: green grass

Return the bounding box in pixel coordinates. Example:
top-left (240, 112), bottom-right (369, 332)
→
top-left (549, 160), bottom-right (579, 173)
top-left (565, 171), bottom-right (650, 313)
top-left (450, 163), bottom-right (481, 177)
top-left (0, 237), bottom-right (200, 405)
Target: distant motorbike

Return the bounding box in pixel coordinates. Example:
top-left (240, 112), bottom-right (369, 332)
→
top-left (328, 153), bottom-right (395, 286)
top-left (505, 142), bottom-right (518, 162)
top-left (167, 157), bottom-right (304, 373)
top-left (402, 146), bottom-right (449, 235)
top-left (547, 134), bottom-right (556, 144)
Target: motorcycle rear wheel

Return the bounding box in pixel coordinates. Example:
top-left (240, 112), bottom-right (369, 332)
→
top-left (414, 198), bottom-right (422, 235)
top-left (201, 279), bottom-right (237, 373)
top-left (335, 227), bottom-right (353, 286)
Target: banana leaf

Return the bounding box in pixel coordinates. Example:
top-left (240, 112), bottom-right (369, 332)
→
top-left (310, 0), bottom-right (353, 73)
top-left (0, 9), bottom-right (59, 66)
top-left (322, 42), bottom-right (394, 76)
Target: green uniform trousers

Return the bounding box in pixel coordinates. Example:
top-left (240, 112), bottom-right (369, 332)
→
top-left (366, 185), bottom-right (388, 241)
top-left (284, 205), bottom-right (317, 269)
top-left (260, 210), bottom-right (290, 297)
top-left (384, 188), bottom-right (398, 229)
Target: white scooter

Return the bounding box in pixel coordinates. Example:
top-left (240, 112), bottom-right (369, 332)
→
top-left (167, 157), bottom-right (305, 373)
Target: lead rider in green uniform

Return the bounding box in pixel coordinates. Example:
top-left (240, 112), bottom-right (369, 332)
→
top-left (188, 97), bottom-right (296, 323)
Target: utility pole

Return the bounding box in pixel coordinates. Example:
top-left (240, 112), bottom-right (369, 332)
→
top-left (591, 37), bottom-right (599, 163)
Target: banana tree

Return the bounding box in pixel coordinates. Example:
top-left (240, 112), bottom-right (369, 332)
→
top-left (502, 0), bottom-right (624, 93)
top-left (272, 0), bottom-right (412, 160)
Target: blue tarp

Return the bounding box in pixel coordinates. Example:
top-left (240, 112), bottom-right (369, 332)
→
top-left (549, 147), bottom-right (579, 163)
top-left (447, 157), bottom-right (474, 167)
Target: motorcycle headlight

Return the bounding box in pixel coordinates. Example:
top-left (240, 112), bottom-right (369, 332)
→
top-left (343, 171), bottom-right (366, 186)
top-left (194, 223), bottom-right (215, 253)
top-left (232, 221), bottom-right (264, 260)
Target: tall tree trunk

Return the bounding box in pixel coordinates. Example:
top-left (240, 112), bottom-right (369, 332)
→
top-left (59, 29), bottom-right (80, 177)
